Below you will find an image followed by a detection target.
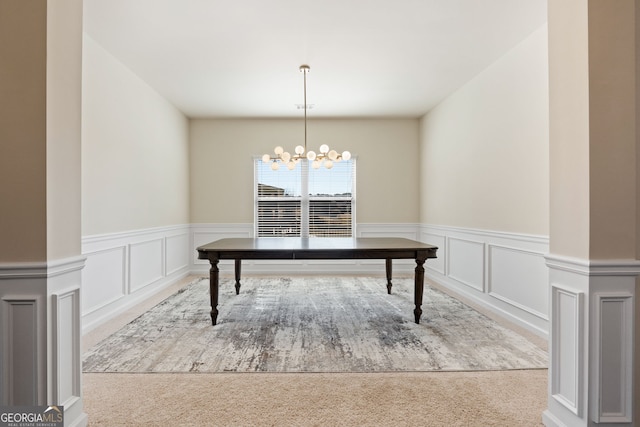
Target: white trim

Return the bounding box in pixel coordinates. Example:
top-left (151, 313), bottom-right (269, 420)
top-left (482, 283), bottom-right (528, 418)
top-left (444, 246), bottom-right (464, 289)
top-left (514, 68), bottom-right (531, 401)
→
top-left (0, 256), bottom-right (85, 279)
top-left (421, 223), bottom-right (548, 245)
top-left (82, 223), bottom-right (191, 244)
top-left (545, 254), bottom-right (640, 276)
top-left (591, 291), bottom-right (634, 423)
top-left (0, 263), bottom-right (47, 279)
top-left (550, 283), bottom-right (584, 416)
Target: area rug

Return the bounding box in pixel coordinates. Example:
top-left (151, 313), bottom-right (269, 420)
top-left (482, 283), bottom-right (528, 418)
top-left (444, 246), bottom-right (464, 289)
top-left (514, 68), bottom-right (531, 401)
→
top-left (82, 276), bottom-right (547, 373)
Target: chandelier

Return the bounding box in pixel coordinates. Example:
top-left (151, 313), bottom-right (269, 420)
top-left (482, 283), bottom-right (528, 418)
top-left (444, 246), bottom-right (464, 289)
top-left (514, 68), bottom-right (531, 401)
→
top-left (262, 65), bottom-right (351, 170)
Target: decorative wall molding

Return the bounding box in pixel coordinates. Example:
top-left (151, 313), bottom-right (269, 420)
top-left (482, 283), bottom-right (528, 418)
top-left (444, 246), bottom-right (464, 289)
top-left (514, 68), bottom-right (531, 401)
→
top-left (82, 224), bottom-right (190, 334)
top-left (0, 255), bottom-right (86, 417)
top-left (420, 224), bottom-right (550, 338)
top-left (550, 283), bottom-right (584, 416)
top-left (0, 294), bottom-right (43, 405)
top-left (544, 254), bottom-right (638, 427)
top-left (591, 292), bottom-right (634, 423)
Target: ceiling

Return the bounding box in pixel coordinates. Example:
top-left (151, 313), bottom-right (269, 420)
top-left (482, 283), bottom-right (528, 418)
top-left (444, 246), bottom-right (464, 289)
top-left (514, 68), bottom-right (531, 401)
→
top-left (83, 0), bottom-right (547, 118)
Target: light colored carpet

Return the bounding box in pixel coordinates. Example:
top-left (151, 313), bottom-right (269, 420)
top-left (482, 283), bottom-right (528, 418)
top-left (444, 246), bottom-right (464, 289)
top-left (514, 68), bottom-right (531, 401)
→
top-left (83, 370), bottom-right (548, 426)
top-left (83, 276), bottom-right (547, 373)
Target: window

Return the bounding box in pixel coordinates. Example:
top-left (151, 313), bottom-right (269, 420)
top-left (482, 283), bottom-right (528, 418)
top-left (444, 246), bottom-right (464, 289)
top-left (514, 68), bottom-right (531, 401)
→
top-left (255, 158), bottom-right (355, 237)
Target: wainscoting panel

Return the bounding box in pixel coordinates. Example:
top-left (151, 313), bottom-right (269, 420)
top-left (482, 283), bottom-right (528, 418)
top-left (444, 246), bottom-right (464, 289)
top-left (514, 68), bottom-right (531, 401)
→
top-left (488, 245), bottom-right (548, 320)
top-left (543, 256), bottom-right (639, 427)
top-left (129, 238), bottom-right (164, 292)
top-left (0, 295), bottom-right (42, 405)
top-left (419, 224), bottom-right (549, 337)
top-left (47, 258), bottom-right (85, 423)
top-left (82, 247), bottom-right (126, 315)
top-left (166, 233), bottom-right (189, 276)
top-left (550, 284), bottom-right (583, 416)
top-left (447, 237), bottom-right (485, 292)
top-left (591, 291), bottom-right (634, 423)
top-left (82, 225), bottom-right (190, 334)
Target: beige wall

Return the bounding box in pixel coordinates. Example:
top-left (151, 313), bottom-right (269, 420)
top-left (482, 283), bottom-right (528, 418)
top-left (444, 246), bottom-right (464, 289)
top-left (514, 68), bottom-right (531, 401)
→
top-left (189, 118), bottom-right (420, 224)
top-left (419, 25), bottom-right (549, 236)
top-left (47, 0), bottom-right (83, 259)
top-left (0, 2), bottom-right (47, 262)
top-left (586, 0), bottom-right (637, 260)
top-left (81, 35), bottom-right (190, 236)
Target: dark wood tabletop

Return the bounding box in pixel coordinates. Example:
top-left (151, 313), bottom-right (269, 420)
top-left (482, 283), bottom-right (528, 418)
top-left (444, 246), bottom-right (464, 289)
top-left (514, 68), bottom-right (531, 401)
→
top-left (197, 237), bottom-right (438, 326)
top-left (197, 237), bottom-right (438, 259)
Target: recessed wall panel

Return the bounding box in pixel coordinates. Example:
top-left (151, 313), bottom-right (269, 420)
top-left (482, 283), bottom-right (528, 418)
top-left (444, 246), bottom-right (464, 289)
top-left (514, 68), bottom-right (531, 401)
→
top-left (82, 247), bottom-right (125, 314)
top-left (129, 239), bottom-right (163, 292)
top-left (166, 233), bottom-right (189, 275)
top-left (2, 299), bottom-right (38, 405)
top-left (551, 285), bottom-right (583, 416)
top-left (448, 237), bottom-right (484, 291)
top-left (488, 245), bottom-right (548, 319)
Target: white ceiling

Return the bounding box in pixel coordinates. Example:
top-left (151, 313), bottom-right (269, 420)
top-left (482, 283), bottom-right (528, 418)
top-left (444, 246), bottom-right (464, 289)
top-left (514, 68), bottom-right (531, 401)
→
top-left (83, 0), bottom-right (547, 118)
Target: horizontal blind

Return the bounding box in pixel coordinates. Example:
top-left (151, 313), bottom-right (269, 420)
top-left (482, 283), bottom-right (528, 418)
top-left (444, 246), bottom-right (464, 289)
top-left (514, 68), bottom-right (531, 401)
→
top-left (308, 159), bottom-right (354, 237)
top-left (308, 198), bottom-right (352, 237)
top-left (255, 160), bottom-right (302, 237)
top-left (255, 158), bottom-right (355, 238)
top-left (257, 199), bottom-right (301, 236)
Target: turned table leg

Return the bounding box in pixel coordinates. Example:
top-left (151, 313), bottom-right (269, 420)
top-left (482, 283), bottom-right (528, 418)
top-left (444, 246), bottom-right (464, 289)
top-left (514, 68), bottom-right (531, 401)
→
top-left (414, 256), bottom-right (426, 324)
top-left (385, 259), bottom-right (393, 294)
top-left (209, 257), bottom-right (219, 325)
top-left (234, 259), bottom-right (242, 295)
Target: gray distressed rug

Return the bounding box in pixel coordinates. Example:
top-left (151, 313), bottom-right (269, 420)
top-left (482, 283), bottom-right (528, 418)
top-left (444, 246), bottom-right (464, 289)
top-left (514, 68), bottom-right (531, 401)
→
top-left (83, 276), bottom-right (547, 373)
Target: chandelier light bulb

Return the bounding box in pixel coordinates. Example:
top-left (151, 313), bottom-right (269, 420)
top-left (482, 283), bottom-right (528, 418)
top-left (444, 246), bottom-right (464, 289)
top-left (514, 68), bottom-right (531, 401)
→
top-left (319, 144), bottom-right (329, 154)
top-left (324, 160), bottom-right (334, 169)
top-left (274, 146), bottom-right (284, 156)
top-left (307, 151), bottom-right (316, 161)
top-left (281, 151), bottom-right (291, 162)
top-left (312, 160), bottom-right (321, 169)
top-left (295, 145), bottom-right (305, 155)
top-left (271, 161), bottom-right (280, 171)
top-left (342, 151), bottom-right (351, 161)
top-left (328, 150), bottom-right (338, 161)
top-left (287, 161), bottom-right (296, 170)
top-left (262, 154), bottom-right (271, 163)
